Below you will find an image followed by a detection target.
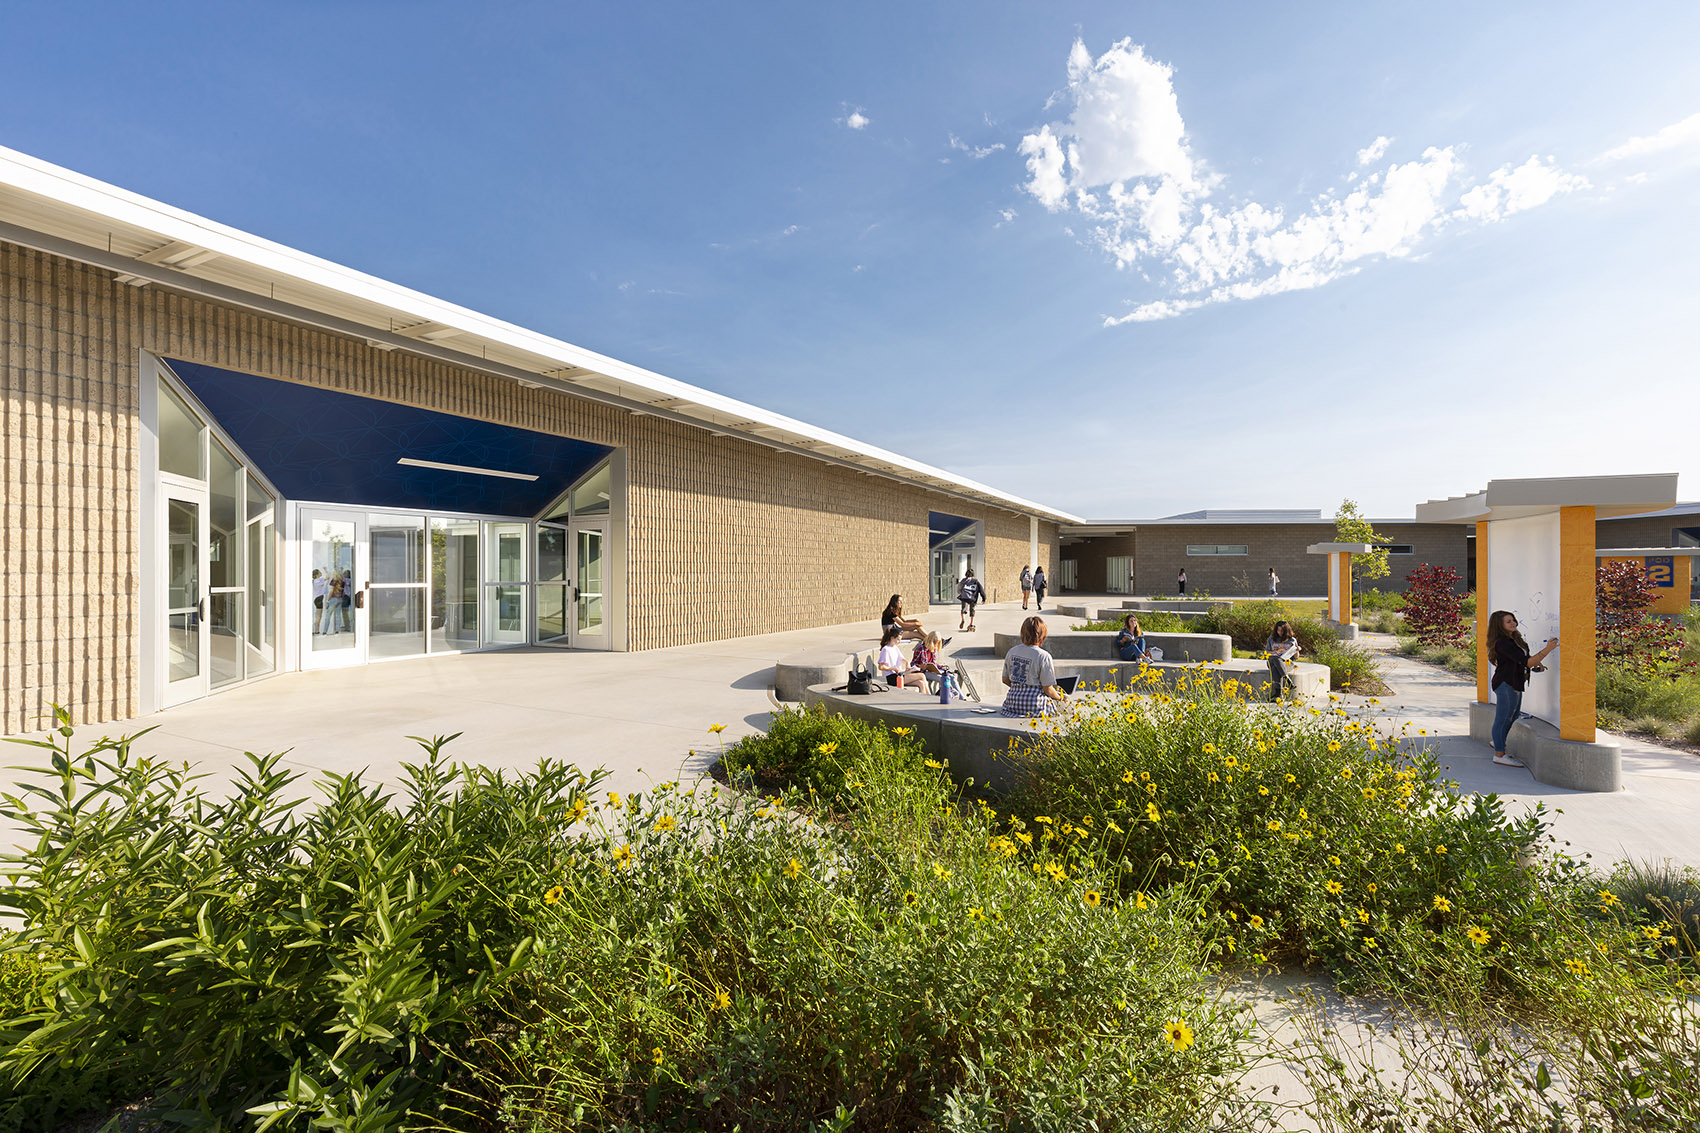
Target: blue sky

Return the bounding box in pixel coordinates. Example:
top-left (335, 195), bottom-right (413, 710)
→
top-left (4, 1), bottom-right (1697, 519)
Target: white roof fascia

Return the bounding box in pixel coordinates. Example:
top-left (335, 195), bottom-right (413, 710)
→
top-left (0, 145), bottom-right (1080, 524)
top-left (1594, 547), bottom-right (1700, 557)
top-left (1416, 475), bottom-right (1680, 525)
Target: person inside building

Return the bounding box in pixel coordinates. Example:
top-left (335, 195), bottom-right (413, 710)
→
top-left (1001, 616), bottom-right (1065, 717)
top-left (1487, 610), bottom-right (1559, 768)
top-left (880, 594), bottom-right (925, 642)
top-left (957, 567), bottom-right (987, 631)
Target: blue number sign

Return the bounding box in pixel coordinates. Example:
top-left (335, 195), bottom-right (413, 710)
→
top-left (1645, 556), bottom-right (1674, 588)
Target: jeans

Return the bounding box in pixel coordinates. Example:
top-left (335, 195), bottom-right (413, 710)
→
top-left (1267, 657), bottom-right (1294, 701)
top-left (1491, 684), bottom-right (1523, 752)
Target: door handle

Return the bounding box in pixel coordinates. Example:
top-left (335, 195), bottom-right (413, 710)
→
top-left (355, 584), bottom-right (366, 609)
top-left (196, 597), bottom-right (204, 620)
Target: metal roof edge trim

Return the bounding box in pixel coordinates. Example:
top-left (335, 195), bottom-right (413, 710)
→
top-left (0, 145), bottom-right (1081, 524)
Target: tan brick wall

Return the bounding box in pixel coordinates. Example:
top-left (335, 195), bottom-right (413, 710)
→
top-left (0, 242), bottom-right (1052, 729)
top-left (1115, 522), bottom-right (1470, 597)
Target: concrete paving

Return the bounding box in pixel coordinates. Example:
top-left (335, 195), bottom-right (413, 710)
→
top-left (5, 594), bottom-right (1697, 872)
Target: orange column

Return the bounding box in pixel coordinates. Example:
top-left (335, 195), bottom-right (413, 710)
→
top-left (1338, 553), bottom-right (1353, 624)
top-left (1475, 521), bottom-right (1490, 705)
top-left (1559, 506), bottom-right (1597, 741)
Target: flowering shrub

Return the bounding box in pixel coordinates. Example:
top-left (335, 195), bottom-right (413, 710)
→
top-left (1401, 564), bottom-right (1466, 648)
top-left (1000, 676), bottom-right (1668, 1005)
top-left (1596, 559), bottom-right (1695, 680)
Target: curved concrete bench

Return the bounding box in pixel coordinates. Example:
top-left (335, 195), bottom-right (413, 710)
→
top-left (774, 646), bottom-right (876, 701)
top-left (967, 657), bottom-right (1326, 704)
top-left (1052, 603), bottom-right (1096, 619)
top-left (993, 629), bottom-right (1232, 663)
top-left (1466, 703), bottom-right (1622, 792)
top-left (1121, 599), bottom-right (1230, 614)
top-left (1092, 607), bottom-right (1211, 624)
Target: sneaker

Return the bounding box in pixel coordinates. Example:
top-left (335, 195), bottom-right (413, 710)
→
top-left (941, 636), bottom-right (954, 646)
top-left (1492, 752), bottom-right (1527, 768)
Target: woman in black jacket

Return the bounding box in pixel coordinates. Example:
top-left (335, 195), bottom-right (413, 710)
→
top-left (1486, 610), bottom-right (1559, 768)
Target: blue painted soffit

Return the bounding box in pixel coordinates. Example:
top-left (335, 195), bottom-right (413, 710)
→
top-left (167, 359), bottom-right (612, 517)
top-left (929, 510), bottom-right (975, 548)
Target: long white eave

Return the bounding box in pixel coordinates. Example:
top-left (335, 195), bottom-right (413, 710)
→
top-left (0, 144), bottom-right (1080, 524)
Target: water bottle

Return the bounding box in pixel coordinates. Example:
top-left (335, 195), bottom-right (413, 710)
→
top-left (939, 669), bottom-right (954, 704)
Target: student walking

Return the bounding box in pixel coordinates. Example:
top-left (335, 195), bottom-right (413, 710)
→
top-left (957, 568), bottom-right (987, 631)
top-left (1177, 568), bottom-right (1187, 596)
top-left (1019, 566), bottom-right (1033, 610)
top-left (1268, 568), bottom-right (1280, 597)
top-left (1487, 610), bottom-right (1559, 768)
top-left (1032, 566), bottom-right (1048, 610)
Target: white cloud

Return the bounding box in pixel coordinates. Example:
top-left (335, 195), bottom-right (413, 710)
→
top-left (949, 133), bottom-right (1006, 159)
top-left (1019, 38), bottom-right (1590, 324)
top-left (1599, 111), bottom-right (1700, 162)
top-left (1457, 156), bottom-right (1589, 221)
top-left (838, 106), bottom-right (871, 130)
top-left (1356, 136), bottom-right (1393, 165)
top-left (995, 208), bottom-right (1018, 228)
top-left (781, 224), bottom-right (800, 236)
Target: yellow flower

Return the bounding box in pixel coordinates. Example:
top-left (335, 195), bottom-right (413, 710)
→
top-left (1564, 958), bottom-right (1589, 978)
top-left (1267, 819), bottom-right (1283, 832)
top-left (1140, 771), bottom-right (1151, 781)
top-left (607, 791), bottom-right (622, 808)
top-left (934, 863), bottom-right (952, 879)
top-left (924, 758), bottom-right (944, 770)
top-left (1134, 891), bottom-right (1149, 909)
top-left (1598, 889), bottom-right (1621, 908)
top-left (1083, 890), bottom-right (1102, 907)
top-left (1366, 882), bottom-right (1377, 894)
top-left (543, 885), bottom-right (564, 905)
top-left (654, 814), bottom-right (678, 833)
top-left (1362, 936), bottom-right (1378, 950)
top-left (1328, 855), bottom-right (1341, 867)
top-left (1033, 815), bottom-right (1053, 824)
top-left (1146, 802), bottom-right (1163, 822)
top-left (1356, 907), bottom-right (1370, 924)
top-left (1339, 767), bottom-right (1353, 780)
top-left (1015, 831), bottom-right (1033, 845)
top-left (1105, 820), bottom-right (1123, 835)
top-left (1257, 785), bottom-right (1269, 796)
top-left (786, 858), bottom-right (802, 879)
top-left (1325, 880), bottom-right (1343, 896)
top-left (904, 889), bottom-right (919, 905)
top-left (1223, 755), bottom-right (1239, 768)
top-left (708, 723), bottom-right (727, 734)
top-left (612, 844), bottom-right (634, 869)
top-left (817, 741), bottom-right (839, 756)
top-left (892, 726), bottom-right (914, 737)
top-left (1433, 895), bottom-right (1452, 913)
top-left (1467, 926), bottom-right (1491, 946)
top-left (1162, 1019), bottom-right (1195, 1052)
top-left (1248, 914), bottom-right (1264, 930)
top-left (1642, 925), bottom-right (1663, 940)
top-left (968, 906), bottom-right (987, 922)
top-left (714, 989), bottom-right (731, 1010)
top-left (1207, 771), bottom-right (1220, 783)
top-left (1285, 774), bottom-right (1296, 783)
top-left (1122, 770), bottom-right (1135, 783)
top-left (1434, 844), bottom-right (1447, 855)
top-left (1327, 741), bottom-right (1342, 753)
top-left (652, 1046), bottom-right (664, 1065)
top-left (1393, 843), bottom-right (1405, 854)
top-left (1202, 743), bottom-right (1217, 755)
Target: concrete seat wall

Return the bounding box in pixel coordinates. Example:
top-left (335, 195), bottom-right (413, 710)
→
top-left (1466, 702), bottom-right (1622, 792)
top-left (992, 629), bottom-right (1232, 663)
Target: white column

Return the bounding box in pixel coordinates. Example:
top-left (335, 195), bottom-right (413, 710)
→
top-left (1029, 516), bottom-right (1039, 570)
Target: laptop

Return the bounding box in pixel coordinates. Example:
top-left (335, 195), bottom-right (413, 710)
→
top-left (1056, 674), bottom-right (1080, 696)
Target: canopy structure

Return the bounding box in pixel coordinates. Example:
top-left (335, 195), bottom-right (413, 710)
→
top-left (1414, 475), bottom-right (1679, 780)
top-left (1305, 542), bottom-right (1376, 627)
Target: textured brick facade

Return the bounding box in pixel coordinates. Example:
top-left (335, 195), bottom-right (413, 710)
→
top-left (1062, 522), bottom-right (1469, 597)
top-left (0, 242), bottom-right (1055, 731)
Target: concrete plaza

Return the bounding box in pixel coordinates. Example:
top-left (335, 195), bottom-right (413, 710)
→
top-left (5, 595), bottom-right (1697, 872)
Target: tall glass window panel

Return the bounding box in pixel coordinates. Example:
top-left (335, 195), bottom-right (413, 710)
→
top-left (207, 441), bottom-right (244, 590)
top-left (431, 518), bottom-right (480, 652)
top-left (576, 528), bottom-right (604, 634)
top-left (158, 381), bottom-right (205, 480)
top-left (209, 593), bottom-right (244, 689)
top-left (535, 525), bottom-right (569, 643)
top-left (485, 522), bottom-right (527, 644)
top-left (370, 515), bottom-right (425, 584)
top-left (569, 463), bottom-right (611, 516)
top-left (246, 516), bottom-right (277, 677)
top-left (167, 498), bottom-right (201, 682)
top-left (310, 516), bottom-right (359, 653)
top-left (370, 587), bottom-right (426, 659)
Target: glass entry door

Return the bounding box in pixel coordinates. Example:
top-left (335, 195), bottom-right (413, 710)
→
top-left (570, 521), bottom-right (609, 649)
top-left (303, 509), bottom-right (366, 669)
top-left (534, 523), bottom-right (570, 645)
top-left (484, 522), bottom-right (528, 646)
top-left (163, 487), bottom-right (210, 707)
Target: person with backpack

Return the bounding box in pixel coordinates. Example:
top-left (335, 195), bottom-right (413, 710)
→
top-left (957, 567), bottom-right (987, 632)
top-left (1032, 566), bottom-right (1048, 610)
top-left (1019, 565), bottom-right (1033, 610)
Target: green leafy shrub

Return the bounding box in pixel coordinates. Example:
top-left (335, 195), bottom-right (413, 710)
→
top-left (455, 715), bottom-right (1256, 1130)
top-left (1072, 611), bottom-right (1193, 633)
top-left (1307, 638), bottom-right (1388, 694)
top-left (0, 720), bottom-right (600, 1133)
top-left (1604, 859), bottom-right (1700, 963)
top-left (1354, 589), bottom-right (1406, 613)
top-left (998, 681), bottom-right (1649, 1006)
top-left (1195, 604), bottom-right (1385, 693)
top-left (1596, 662), bottom-right (1700, 727)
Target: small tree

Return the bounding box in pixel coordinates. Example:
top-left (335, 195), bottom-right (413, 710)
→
top-left (1403, 564), bottom-right (1466, 648)
top-left (1334, 499), bottom-right (1392, 590)
top-left (1596, 560), bottom-right (1693, 678)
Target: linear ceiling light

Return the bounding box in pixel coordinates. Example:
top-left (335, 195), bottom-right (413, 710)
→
top-left (397, 457), bottom-right (538, 481)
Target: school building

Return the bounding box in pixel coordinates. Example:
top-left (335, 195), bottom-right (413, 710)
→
top-left (0, 147), bottom-right (1076, 733)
